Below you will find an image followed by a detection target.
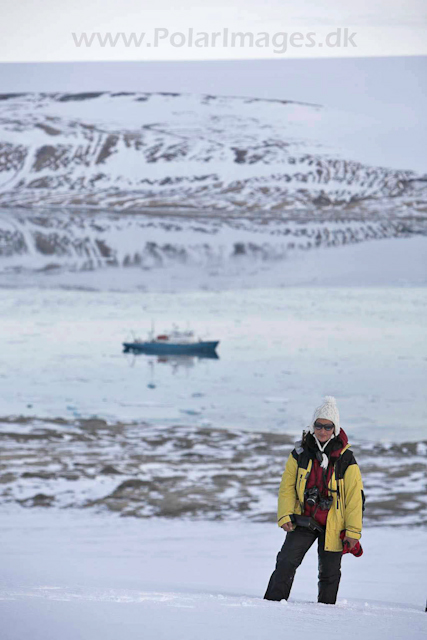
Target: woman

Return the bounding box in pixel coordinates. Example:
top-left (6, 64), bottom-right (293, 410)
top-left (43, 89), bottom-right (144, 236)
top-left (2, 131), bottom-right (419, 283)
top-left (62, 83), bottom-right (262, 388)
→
top-left (264, 396), bottom-right (364, 605)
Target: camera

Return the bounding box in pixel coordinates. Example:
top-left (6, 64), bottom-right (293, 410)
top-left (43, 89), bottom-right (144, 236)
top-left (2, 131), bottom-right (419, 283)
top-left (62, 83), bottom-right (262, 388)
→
top-left (305, 487), bottom-right (319, 506)
top-left (319, 495), bottom-right (333, 510)
top-left (304, 487), bottom-right (333, 511)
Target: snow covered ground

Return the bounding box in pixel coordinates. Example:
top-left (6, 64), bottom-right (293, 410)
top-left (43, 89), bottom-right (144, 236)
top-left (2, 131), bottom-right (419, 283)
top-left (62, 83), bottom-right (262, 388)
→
top-left (1, 416), bottom-right (425, 526)
top-left (1, 509), bottom-right (426, 640)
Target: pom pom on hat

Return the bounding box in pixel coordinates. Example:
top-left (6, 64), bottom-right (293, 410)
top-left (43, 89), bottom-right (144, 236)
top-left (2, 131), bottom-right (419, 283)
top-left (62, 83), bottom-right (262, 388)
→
top-left (310, 395), bottom-right (340, 437)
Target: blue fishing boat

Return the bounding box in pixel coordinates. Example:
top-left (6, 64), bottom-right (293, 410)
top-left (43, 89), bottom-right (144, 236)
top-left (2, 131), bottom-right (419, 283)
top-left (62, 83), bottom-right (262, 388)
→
top-left (123, 326), bottom-right (219, 356)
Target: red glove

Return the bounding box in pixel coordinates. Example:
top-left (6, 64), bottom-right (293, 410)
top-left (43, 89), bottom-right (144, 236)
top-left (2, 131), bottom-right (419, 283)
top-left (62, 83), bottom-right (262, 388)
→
top-left (340, 530), bottom-right (363, 557)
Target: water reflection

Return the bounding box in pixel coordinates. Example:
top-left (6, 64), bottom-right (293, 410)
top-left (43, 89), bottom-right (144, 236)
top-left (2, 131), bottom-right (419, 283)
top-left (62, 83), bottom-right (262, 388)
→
top-left (125, 351), bottom-right (219, 363)
top-left (125, 351), bottom-right (219, 389)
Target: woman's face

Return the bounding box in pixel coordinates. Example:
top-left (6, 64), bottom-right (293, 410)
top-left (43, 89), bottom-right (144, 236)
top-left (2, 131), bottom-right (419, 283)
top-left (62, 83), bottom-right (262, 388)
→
top-left (314, 418), bottom-right (335, 443)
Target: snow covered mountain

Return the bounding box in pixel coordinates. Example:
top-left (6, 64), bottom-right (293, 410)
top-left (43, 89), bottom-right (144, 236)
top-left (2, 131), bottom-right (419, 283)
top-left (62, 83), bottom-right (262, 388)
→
top-left (0, 91), bottom-right (426, 213)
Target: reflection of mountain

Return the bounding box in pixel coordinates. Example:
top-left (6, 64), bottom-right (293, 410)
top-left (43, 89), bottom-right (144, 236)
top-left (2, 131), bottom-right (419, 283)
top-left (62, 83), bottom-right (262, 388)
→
top-left (0, 91), bottom-right (426, 213)
top-left (0, 208), bottom-right (423, 274)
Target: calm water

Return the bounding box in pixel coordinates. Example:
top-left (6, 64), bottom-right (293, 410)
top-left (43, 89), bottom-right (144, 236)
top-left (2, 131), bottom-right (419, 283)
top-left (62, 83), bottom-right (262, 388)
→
top-left (1, 286), bottom-right (426, 442)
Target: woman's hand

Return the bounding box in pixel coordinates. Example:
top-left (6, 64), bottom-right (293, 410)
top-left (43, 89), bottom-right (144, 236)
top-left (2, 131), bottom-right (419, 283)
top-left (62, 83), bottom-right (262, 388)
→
top-left (343, 536), bottom-right (357, 549)
top-left (282, 522), bottom-right (294, 532)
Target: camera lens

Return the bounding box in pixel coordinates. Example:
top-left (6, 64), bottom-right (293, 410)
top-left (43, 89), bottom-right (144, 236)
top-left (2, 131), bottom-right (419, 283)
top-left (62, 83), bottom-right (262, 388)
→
top-left (305, 487), bottom-right (319, 506)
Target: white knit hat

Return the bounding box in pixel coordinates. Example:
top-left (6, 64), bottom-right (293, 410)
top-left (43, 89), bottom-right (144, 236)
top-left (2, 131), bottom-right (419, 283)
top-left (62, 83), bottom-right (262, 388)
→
top-left (310, 395), bottom-right (340, 437)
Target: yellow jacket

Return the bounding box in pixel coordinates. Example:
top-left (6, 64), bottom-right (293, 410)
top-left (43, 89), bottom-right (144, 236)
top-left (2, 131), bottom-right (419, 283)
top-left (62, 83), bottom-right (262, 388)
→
top-left (277, 443), bottom-right (364, 552)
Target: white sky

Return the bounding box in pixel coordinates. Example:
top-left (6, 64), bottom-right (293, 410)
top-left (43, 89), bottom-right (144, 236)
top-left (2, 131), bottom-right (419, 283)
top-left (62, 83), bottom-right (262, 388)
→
top-left (2, 0), bottom-right (427, 61)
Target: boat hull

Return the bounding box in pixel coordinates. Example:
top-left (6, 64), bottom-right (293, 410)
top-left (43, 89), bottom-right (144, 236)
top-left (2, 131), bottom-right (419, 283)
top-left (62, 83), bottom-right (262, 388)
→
top-left (123, 340), bottom-right (219, 356)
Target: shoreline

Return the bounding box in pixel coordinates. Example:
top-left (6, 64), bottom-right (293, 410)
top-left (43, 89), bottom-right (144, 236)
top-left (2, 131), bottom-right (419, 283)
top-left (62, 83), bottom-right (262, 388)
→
top-left (1, 415), bottom-right (425, 526)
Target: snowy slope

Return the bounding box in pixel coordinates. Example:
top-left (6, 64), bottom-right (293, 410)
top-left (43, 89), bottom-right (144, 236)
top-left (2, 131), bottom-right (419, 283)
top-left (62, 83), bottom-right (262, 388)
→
top-left (0, 91), bottom-right (426, 213)
top-left (1, 416), bottom-right (425, 526)
top-left (1, 510), bottom-right (426, 640)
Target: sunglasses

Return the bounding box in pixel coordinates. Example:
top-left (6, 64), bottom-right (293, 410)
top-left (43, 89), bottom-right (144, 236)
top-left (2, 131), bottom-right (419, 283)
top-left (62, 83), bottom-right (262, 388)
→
top-left (314, 421), bottom-right (334, 431)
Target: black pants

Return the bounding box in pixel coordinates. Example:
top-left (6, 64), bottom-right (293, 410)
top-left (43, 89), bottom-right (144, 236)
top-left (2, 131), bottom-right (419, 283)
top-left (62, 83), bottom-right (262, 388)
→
top-left (264, 526), bottom-right (342, 604)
